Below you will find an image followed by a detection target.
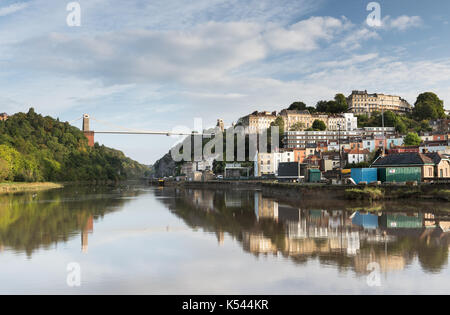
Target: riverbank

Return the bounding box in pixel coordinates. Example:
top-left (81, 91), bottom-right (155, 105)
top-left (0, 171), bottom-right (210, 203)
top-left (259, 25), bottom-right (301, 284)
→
top-left (0, 182), bottom-right (64, 194)
top-left (177, 180), bottom-right (450, 202)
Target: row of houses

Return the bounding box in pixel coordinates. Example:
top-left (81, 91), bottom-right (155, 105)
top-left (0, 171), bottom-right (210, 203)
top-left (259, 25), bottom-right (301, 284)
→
top-left (237, 110), bottom-right (358, 134)
top-left (255, 150), bottom-right (450, 181)
top-left (254, 129), bottom-right (450, 180)
top-left (237, 90), bottom-right (415, 134)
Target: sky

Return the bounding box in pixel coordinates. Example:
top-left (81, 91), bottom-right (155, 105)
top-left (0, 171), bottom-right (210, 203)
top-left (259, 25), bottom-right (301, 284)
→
top-left (0, 0), bottom-right (450, 164)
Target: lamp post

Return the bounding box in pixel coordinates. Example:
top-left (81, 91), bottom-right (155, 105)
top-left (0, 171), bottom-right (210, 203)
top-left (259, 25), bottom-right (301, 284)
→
top-left (381, 107), bottom-right (385, 156)
top-left (338, 123), bottom-right (342, 182)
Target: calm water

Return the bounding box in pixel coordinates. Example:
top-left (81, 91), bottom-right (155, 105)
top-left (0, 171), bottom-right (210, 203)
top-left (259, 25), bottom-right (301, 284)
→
top-left (0, 184), bottom-right (450, 294)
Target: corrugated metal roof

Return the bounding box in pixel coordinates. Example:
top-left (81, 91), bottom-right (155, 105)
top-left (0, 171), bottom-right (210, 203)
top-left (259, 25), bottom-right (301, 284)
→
top-left (373, 153), bottom-right (435, 166)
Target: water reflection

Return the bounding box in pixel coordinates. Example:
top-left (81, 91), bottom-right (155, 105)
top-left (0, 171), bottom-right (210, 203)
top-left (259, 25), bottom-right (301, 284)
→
top-left (0, 186), bottom-right (144, 257)
top-left (156, 188), bottom-right (450, 276)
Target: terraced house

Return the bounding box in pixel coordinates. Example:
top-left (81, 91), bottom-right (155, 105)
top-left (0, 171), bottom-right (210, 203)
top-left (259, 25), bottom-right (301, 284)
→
top-left (237, 111), bottom-right (277, 134)
top-left (347, 90), bottom-right (412, 116)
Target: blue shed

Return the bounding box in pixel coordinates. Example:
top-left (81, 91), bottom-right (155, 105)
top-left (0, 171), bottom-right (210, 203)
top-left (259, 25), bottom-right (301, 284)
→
top-left (352, 211), bottom-right (379, 229)
top-left (351, 168), bottom-right (378, 184)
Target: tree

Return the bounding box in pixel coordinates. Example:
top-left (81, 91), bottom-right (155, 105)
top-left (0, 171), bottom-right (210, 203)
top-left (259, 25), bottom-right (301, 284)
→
top-left (334, 93), bottom-right (348, 113)
top-left (269, 116), bottom-right (285, 149)
top-left (395, 120), bottom-right (407, 133)
top-left (288, 102), bottom-right (307, 111)
top-left (419, 120), bottom-right (432, 132)
top-left (383, 110), bottom-right (397, 127)
top-left (213, 159), bottom-right (225, 175)
top-left (316, 100), bottom-right (329, 113)
top-left (413, 92), bottom-right (445, 121)
top-left (403, 132), bottom-right (422, 146)
top-left (312, 120), bottom-right (327, 131)
top-left (0, 109), bottom-right (150, 183)
top-left (356, 114), bottom-right (369, 128)
top-left (290, 122), bottom-right (305, 131)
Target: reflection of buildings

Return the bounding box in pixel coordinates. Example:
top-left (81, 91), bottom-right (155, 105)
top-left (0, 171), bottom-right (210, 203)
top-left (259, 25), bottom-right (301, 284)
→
top-left (216, 231), bottom-right (225, 245)
top-left (225, 191), bottom-right (242, 208)
top-left (183, 190), bottom-right (217, 212)
top-left (354, 253), bottom-right (406, 274)
top-left (193, 190), bottom-right (216, 211)
top-left (169, 189), bottom-right (450, 276)
top-left (280, 208), bottom-right (361, 256)
top-left (254, 193), bottom-right (278, 221)
top-left (243, 233), bottom-right (277, 255)
top-left (81, 215), bottom-right (94, 254)
top-left (425, 213), bottom-right (450, 232)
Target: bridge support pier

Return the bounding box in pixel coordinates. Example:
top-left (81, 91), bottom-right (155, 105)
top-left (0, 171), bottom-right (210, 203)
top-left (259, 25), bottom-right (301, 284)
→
top-left (82, 114), bottom-right (95, 147)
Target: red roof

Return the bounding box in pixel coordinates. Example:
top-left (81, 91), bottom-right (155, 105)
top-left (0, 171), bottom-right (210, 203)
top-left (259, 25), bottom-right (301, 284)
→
top-left (347, 149), bottom-right (370, 155)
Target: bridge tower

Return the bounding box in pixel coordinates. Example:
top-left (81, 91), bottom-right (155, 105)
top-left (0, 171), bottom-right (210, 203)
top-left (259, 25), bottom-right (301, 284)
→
top-left (82, 114), bottom-right (95, 147)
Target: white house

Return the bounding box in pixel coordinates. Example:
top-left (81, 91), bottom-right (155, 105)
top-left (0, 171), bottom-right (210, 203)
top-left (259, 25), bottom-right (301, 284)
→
top-left (343, 113), bottom-right (358, 131)
top-left (255, 151), bottom-right (295, 176)
top-left (347, 149), bottom-right (371, 164)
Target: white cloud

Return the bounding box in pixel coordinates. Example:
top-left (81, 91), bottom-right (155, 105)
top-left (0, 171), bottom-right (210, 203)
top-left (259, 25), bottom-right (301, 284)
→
top-left (0, 2), bottom-right (28, 17)
top-left (339, 28), bottom-right (380, 50)
top-left (319, 53), bottom-right (379, 68)
top-left (265, 17), bottom-right (347, 52)
top-left (10, 17), bottom-right (360, 86)
top-left (11, 22), bottom-right (267, 85)
top-left (382, 15), bottom-right (423, 31)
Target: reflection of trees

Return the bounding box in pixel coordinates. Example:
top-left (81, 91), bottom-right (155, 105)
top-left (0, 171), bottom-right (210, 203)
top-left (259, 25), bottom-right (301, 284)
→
top-left (156, 187), bottom-right (450, 275)
top-left (0, 186), bottom-right (143, 257)
top-left (418, 243), bottom-right (449, 273)
top-left (156, 188), bottom-right (286, 251)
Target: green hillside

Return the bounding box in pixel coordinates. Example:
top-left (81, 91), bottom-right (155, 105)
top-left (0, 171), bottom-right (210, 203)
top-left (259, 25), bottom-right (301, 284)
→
top-left (0, 108), bottom-right (150, 182)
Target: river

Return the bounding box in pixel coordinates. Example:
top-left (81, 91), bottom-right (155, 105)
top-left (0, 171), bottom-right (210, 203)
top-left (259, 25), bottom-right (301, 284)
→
top-left (0, 184), bottom-right (449, 294)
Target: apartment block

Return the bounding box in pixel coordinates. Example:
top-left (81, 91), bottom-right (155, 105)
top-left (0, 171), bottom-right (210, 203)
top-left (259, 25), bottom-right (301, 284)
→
top-left (279, 109), bottom-right (328, 131)
top-left (255, 151), bottom-right (295, 176)
top-left (328, 113), bottom-right (358, 131)
top-left (238, 111), bottom-right (277, 134)
top-left (347, 90), bottom-right (412, 115)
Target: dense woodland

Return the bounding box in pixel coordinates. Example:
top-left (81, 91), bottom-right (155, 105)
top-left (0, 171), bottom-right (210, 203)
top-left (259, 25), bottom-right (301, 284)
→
top-left (0, 108), bottom-right (150, 182)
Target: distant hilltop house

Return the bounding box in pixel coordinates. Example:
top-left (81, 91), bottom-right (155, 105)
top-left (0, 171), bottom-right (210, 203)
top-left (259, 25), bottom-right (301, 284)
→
top-left (347, 90), bottom-right (412, 116)
top-left (216, 119), bottom-right (225, 132)
top-left (237, 111), bottom-right (278, 134)
top-left (237, 109), bottom-right (358, 133)
top-left (0, 113), bottom-right (9, 121)
top-left (279, 109), bottom-right (328, 131)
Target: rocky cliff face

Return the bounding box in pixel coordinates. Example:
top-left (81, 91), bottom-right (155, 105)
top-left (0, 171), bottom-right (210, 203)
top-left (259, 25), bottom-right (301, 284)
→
top-left (153, 152), bottom-right (177, 178)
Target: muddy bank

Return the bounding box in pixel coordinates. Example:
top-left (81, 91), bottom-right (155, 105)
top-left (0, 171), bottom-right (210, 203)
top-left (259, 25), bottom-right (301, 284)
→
top-left (181, 181), bottom-right (450, 202)
top-left (0, 182), bottom-right (63, 194)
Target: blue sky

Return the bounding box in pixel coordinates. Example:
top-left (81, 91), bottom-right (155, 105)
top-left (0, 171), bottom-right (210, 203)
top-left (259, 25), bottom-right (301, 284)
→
top-left (0, 0), bottom-right (449, 164)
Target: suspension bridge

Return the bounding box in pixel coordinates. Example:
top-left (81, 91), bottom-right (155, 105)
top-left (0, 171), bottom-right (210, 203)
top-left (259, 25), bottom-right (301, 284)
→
top-left (74, 114), bottom-right (214, 147)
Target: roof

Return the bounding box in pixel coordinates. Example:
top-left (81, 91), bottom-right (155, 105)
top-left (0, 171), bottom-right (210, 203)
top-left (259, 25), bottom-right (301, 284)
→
top-left (373, 153), bottom-right (435, 166)
top-left (279, 109), bottom-right (310, 115)
top-left (348, 149), bottom-right (370, 155)
top-left (424, 152), bottom-right (448, 164)
top-left (422, 141), bottom-right (448, 146)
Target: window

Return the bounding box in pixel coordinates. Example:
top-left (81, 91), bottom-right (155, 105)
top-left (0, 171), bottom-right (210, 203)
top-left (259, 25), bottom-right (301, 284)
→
top-left (429, 168), bottom-right (433, 177)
